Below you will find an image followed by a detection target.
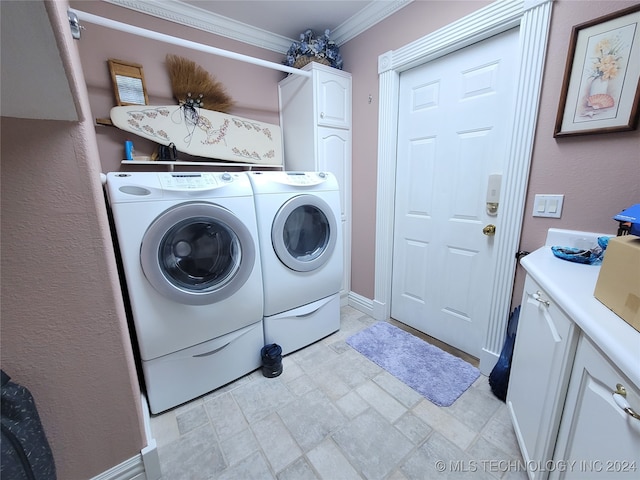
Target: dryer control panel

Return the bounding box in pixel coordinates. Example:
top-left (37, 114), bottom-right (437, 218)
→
top-left (247, 171), bottom-right (338, 193)
top-left (274, 171), bottom-right (329, 186)
top-left (286, 172), bottom-right (327, 185)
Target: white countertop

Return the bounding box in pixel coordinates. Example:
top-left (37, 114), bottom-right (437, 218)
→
top-left (521, 246), bottom-right (640, 387)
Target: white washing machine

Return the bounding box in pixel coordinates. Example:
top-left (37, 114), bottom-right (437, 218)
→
top-left (247, 171), bottom-right (343, 355)
top-left (106, 172), bottom-right (264, 413)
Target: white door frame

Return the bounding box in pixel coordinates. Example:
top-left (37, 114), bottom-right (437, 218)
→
top-left (373, 0), bottom-right (554, 374)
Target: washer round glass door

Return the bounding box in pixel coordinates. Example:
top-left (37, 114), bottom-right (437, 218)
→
top-left (140, 202), bottom-right (256, 305)
top-left (271, 195), bottom-right (337, 272)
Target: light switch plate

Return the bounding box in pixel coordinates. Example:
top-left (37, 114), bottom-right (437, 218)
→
top-left (533, 194), bottom-right (564, 218)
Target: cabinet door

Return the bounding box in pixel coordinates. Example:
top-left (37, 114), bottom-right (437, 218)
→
top-left (550, 335), bottom-right (640, 479)
top-left (317, 127), bottom-right (350, 219)
top-left (315, 70), bottom-right (351, 129)
top-left (317, 126), bottom-right (351, 297)
top-left (507, 276), bottom-right (577, 480)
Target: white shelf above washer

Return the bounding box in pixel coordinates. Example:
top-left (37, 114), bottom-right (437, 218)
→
top-left (121, 160), bottom-right (283, 172)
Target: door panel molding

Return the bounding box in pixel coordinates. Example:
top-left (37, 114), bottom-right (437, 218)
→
top-left (374, 0), bottom-right (554, 374)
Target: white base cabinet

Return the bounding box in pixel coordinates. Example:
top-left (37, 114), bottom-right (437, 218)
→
top-left (507, 276), bottom-right (578, 480)
top-left (510, 244), bottom-right (640, 480)
top-left (549, 335), bottom-right (640, 479)
top-left (279, 63), bottom-right (352, 301)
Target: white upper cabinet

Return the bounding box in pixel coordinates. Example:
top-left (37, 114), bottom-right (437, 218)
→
top-left (315, 70), bottom-right (351, 129)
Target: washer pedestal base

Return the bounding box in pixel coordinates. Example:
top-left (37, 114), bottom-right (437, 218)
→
top-left (143, 321), bottom-right (264, 414)
top-left (264, 294), bottom-right (340, 356)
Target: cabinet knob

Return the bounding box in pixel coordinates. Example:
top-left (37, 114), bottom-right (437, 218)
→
top-left (532, 291), bottom-right (550, 307)
top-left (320, 112), bottom-right (325, 119)
top-left (613, 384), bottom-right (640, 420)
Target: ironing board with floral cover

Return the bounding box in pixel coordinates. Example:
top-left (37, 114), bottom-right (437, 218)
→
top-left (110, 105), bottom-right (283, 165)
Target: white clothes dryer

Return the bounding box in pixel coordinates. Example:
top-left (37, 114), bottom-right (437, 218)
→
top-left (106, 172), bottom-right (264, 413)
top-left (247, 171), bottom-right (343, 355)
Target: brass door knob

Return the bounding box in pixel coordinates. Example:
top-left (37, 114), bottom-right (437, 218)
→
top-left (483, 224), bottom-right (496, 236)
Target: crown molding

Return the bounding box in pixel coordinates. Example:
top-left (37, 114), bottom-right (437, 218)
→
top-left (102, 0), bottom-right (412, 53)
top-left (332, 0), bottom-right (413, 45)
top-left (103, 0), bottom-right (293, 52)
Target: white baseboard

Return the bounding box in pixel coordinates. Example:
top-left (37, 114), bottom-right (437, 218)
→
top-left (347, 291), bottom-right (374, 316)
top-left (90, 455), bottom-right (146, 480)
top-left (90, 394), bottom-right (161, 480)
top-left (140, 394), bottom-right (162, 480)
top-left (372, 298), bottom-right (389, 321)
top-left (340, 290), bottom-right (349, 307)
top-left (479, 347), bottom-right (500, 377)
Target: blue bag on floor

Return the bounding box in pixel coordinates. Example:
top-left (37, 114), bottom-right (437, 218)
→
top-left (489, 306), bottom-right (520, 402)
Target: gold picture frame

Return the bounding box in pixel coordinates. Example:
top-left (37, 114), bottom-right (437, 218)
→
top-left (554, 5), bottom-right (640, 137)
top-left (108, 59), bottom-right (149, 106)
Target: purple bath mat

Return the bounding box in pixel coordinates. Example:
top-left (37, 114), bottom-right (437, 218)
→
top-left (346, 322), bottom-right (480, 406)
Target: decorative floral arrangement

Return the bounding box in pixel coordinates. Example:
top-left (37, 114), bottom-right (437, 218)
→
top-left (590, 37), bottom-right (623, 81)
top-left (285, 29), bottom-right (343, 70)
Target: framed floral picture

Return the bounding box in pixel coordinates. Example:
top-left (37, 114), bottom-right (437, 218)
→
top-left (554, 4), bottom-right (640, 137)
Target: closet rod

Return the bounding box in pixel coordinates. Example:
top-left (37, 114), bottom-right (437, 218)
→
top-left (68, 9), bottom-right (311, 78)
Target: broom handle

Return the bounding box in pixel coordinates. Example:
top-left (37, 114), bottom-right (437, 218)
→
top-left (69, 9), bottom-right (312, 78)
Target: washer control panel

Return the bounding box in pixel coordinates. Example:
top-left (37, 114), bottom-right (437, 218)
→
top-left (158, 172), bottom-right (233, 190)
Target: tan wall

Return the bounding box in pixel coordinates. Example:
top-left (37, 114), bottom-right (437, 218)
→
top-left (0, 1), bottom-right (145, 479)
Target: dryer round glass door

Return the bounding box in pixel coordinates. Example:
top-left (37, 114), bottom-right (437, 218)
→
top-left (140, 202), bottom-right (256, 305)
top-left (271, 195), bottom-right (338, 272)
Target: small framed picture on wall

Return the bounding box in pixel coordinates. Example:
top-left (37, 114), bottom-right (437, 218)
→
top-left (554, 4), bottom-right (640, 137)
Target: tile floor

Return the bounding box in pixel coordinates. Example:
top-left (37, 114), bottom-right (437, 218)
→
top-left (149, 306), bottom-right (527, 480)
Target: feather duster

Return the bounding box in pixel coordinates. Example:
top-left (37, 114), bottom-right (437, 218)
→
top-left (165, 54), bottom-right (234, 112)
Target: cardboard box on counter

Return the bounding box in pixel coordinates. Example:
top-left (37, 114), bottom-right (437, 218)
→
top-left (594, 235), bottom-right (640, 331)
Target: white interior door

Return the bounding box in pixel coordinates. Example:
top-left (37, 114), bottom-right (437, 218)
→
top-left (391, 29), bottom-right (519, 357)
